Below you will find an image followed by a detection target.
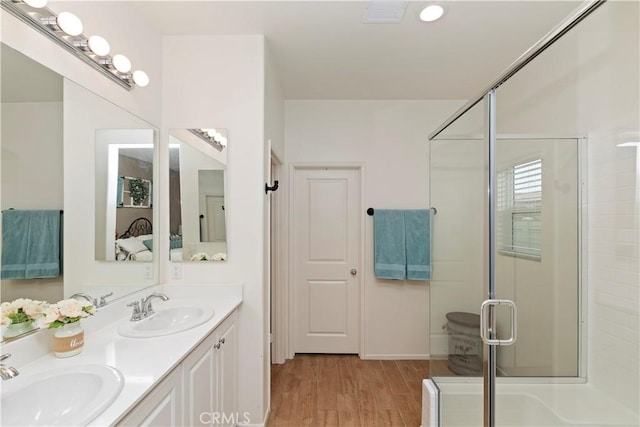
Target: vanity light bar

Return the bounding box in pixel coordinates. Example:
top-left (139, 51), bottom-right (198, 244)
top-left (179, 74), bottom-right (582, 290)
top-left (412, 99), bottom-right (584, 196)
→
top-left (2, 0), bottom-right (149, 90)
top-left (188, 129), bottom-right (227, 152)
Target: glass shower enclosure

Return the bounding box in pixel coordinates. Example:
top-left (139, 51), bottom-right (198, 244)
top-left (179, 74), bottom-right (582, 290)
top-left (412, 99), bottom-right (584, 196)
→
top-left (426, 1), bottom-right (639, 426)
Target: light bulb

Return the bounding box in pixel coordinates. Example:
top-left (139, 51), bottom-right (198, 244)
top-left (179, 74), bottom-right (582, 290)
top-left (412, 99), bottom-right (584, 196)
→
top-left (57, 12), bottom-right (83, 36)
top-left (24, 0), bottom-right (48, 8)
top-left (206, 129), bottom-right (217, 137)
top-left (219, 137), bottom-right (228, 147)
top-left (419, 5), bottom-right (444, 22)
top-left (112, 54), bottom-right (132, 73)
top-left (132, 70), bottom-right (149, 87)
top-left (88, 35), bottom-right (110, 56)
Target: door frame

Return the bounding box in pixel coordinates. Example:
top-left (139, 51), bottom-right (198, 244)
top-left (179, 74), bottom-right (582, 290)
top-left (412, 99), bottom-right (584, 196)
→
top-left (285, 162), bottom-right (365, 359)
top-left (270, 151), bottom-right (285, 364)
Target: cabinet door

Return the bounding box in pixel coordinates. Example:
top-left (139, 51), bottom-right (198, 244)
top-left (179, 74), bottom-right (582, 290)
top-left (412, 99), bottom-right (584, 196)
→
top-left (183, 333), bottom-right (218, 426)
top-left (118, 368), bottom-right (182, 427)
top-left (216, 312), bottom-right (238, 426)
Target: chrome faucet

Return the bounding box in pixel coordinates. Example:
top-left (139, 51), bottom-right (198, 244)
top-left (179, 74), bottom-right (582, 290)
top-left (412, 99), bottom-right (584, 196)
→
top-left (127, 293), bottom-right (169, 321)
top-left (71, 292), bottom-right (113, 308)
top-left (96, 292), bottom-right (113, 308)
top-left (127, 300), bottom-right (143, 321)
top-left (70, 293), bottom-right (95, 306)
top-left (0, 353), bottom-right (19, 380)
top-left (141, 293), bottom-right (169, 317)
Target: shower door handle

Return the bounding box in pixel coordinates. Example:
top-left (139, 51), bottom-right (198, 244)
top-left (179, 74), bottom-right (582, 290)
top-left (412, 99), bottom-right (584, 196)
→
top-left (480, 299), bottom-right (517, 346)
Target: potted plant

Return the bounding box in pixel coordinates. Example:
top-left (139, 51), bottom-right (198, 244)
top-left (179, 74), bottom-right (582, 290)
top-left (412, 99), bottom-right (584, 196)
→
top-left (38, 299), bottom-right (95, 358)
top-left (1, 298), bottom-right (47, 338)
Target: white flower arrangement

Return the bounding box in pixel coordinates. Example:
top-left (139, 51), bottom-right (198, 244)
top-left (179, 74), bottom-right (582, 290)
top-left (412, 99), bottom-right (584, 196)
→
top-left (211, 252), bottom-right (227, 261)
top-left (189, 252), bottom-right (227, 261)
top-left (190, 252), bottom-right (210, 261)
top-left (37, 299), bottom-right (96, 329)
top-left (1, 298), bottom-right (48, 327)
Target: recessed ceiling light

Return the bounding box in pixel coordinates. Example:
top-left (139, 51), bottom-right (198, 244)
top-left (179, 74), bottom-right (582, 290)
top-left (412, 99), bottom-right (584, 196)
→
top-left (420, 4), bottom-right (444, 22)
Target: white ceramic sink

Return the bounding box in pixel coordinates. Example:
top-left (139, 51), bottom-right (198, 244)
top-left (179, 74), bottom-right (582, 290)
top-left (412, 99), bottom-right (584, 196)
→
top-left (1, 364), bottom-right (124, 426)
top-left (118, 305), bottom-right (214, 338)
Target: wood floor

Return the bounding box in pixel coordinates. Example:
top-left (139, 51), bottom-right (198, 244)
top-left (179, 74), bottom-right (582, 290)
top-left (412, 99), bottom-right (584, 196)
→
top-left (268, 354), bottom-right (449, 427)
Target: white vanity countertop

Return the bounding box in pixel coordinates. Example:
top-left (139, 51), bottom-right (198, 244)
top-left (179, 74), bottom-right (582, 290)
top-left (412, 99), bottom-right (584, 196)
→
top-left (1, 283), bottom-right (243, 427)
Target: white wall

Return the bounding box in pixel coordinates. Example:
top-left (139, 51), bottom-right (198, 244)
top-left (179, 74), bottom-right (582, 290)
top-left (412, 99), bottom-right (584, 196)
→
top-left (1, 102), bottom-right (64, 303)
top-left (285, 100), bottom-right (463, 358)
top-left (162, 35), bottom-right (268, 425)
top-left (265, 43), bottom-right (285, 160)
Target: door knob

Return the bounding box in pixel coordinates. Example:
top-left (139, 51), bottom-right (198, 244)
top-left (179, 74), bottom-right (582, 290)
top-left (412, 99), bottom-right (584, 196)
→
top-left (350, 269), bottom-right (357, 276)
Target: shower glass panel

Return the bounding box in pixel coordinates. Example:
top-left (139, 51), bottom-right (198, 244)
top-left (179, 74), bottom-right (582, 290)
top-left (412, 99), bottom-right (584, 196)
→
top-left (430, 97), bottom-right (488, 427)
top-left (491, 0), bottom-right (604, 381)
top-left (493, 137), bottom-right (580, 378)
top-left (428, 1), bottom-right (639, 426)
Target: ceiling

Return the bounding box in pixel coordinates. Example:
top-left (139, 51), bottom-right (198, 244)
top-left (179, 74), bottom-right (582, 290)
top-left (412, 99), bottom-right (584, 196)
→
top-left (130, 0), bottom-right (582, 100)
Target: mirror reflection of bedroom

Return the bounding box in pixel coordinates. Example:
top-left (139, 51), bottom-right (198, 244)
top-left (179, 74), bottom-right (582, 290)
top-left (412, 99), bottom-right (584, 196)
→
top-left (95, 129), bottom-right (155, 261)
top-left (169, 128), bottom-right (228, 262)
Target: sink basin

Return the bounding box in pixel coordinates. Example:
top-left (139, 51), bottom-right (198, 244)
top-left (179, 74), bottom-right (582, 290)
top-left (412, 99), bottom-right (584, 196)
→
top-left (1, 364), bottom-right (124, 426)
top-left (118, 305), bottom-right (215, 338)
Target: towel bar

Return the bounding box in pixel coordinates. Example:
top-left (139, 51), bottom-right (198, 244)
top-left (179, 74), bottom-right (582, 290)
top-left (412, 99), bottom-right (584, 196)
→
top-left (4, 208), bottom-right (63, 214)
top-left (367, 207), bottom-right (437, 216)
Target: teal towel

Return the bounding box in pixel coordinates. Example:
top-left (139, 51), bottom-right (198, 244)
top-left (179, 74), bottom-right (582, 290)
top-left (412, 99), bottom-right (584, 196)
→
top-left (374, 210), bottom-right (406, 279)
top-left (405, 209), bottom-right (432, 280)
top-left (1, 210), bottom-right (61, 279)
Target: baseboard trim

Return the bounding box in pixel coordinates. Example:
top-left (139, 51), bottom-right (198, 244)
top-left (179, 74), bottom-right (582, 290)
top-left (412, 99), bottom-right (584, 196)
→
top-left (361, 353), bottom-right (430, 360)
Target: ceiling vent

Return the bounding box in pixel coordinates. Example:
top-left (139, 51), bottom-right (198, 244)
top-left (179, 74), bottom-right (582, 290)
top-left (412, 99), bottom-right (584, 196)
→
top-left (363, 0), bottom-right (408, 23)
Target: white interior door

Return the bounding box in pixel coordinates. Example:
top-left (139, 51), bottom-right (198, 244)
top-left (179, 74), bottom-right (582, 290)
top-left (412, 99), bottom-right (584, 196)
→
top-left (292, 166), bottom-right (361, 354)
top-left (205, 195), bottom-right (226, 241)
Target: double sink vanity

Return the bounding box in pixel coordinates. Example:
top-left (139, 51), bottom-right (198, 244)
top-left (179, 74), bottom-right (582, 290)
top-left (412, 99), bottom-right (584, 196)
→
top-left (1, 8), bottom-right (241, 426)
top-left (0, 283), bottom-right (242, 426)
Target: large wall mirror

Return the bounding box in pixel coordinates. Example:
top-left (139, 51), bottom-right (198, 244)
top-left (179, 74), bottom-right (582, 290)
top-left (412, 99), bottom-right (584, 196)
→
top-left (95, 130), bottom-right (155, 262)
top-left (169, 129), bottom-right (228, 261)
top-left (0, 42), bottom-right (158, 342)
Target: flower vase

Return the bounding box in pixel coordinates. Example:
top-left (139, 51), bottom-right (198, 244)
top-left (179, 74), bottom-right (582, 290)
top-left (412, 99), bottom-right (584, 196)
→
top-left (3, 321), bottom-right (35, 339)
top-left (53, 321), bottom-right (84, 358)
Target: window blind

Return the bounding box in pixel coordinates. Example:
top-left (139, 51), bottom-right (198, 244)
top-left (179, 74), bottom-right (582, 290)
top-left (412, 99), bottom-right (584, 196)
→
top-left (497, 159), bottom-right (542, 258)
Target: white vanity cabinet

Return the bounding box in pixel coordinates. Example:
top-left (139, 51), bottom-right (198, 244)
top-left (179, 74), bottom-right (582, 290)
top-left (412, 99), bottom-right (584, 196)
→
top-left (183, 311), bottom-right (238, 426)
top-left (117, 368), bottom-right (183, 426)
top-left (118, 310), bottom-right (238, 427)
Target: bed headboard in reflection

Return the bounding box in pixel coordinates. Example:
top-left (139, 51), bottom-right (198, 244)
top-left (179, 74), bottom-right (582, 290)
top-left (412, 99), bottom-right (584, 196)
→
top-left (114, 217), bottom-right (153, 261)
